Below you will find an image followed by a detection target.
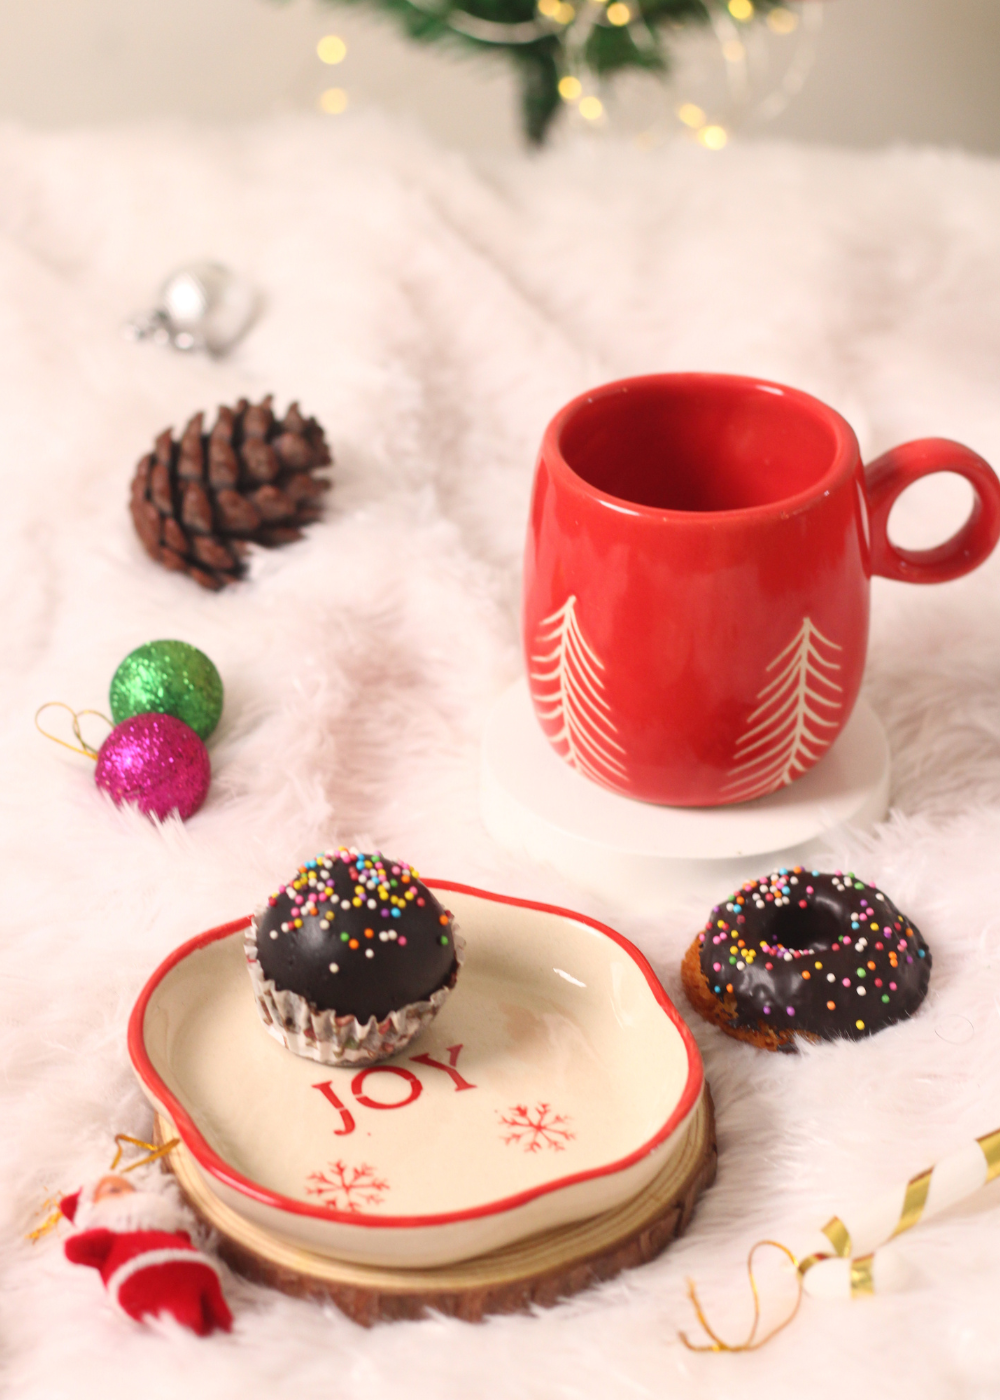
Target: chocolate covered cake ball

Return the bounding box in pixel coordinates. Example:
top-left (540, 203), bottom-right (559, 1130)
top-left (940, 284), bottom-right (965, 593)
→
top-left (245, 847), bottom-right (463, 1065)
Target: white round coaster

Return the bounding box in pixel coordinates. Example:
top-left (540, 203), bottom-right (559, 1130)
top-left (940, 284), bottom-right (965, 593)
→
top-left (480, 679), bottom-right (891, 911)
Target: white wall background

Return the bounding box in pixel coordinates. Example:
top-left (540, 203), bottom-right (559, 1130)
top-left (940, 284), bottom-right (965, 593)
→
top-left (0, 0), bottom-right (996, 153)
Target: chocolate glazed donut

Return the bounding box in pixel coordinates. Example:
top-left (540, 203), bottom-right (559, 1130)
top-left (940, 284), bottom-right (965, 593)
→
top-left (681, 868), bottom-right (931, 1052)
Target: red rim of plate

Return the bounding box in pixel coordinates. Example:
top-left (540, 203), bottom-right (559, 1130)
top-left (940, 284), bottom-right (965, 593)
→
top-left (127, 880), bottom-right (704, 1231)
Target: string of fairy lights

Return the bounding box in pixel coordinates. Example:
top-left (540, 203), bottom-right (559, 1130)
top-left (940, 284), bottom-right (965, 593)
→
top-left (317, 31), bottom-right (348, 114)
top-left (313, 0), bottom-right (821, 146)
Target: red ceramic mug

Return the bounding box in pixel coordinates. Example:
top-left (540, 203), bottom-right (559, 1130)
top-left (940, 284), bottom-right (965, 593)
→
top-left (523, 373), bottom-right (1000, 807)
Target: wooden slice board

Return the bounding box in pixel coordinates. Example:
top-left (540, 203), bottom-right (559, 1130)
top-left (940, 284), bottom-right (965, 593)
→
top-left (157, 1088), bottom-right (715, 1325)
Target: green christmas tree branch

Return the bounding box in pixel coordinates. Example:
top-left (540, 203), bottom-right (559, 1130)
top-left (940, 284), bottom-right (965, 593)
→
top-left (312, 0), bottom-right (785, 144)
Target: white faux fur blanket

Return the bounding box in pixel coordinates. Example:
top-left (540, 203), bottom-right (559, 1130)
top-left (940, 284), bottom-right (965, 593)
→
top-left (3, 112), bottom-right (1000, 1399)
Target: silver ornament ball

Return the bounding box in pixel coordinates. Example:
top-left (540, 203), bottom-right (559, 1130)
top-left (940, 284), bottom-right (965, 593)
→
top-left (125, 261), bottom-right (257, 357)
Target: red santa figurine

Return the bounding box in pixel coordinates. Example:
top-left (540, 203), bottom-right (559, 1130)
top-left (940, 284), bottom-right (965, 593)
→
top-left (59, 1173), bottom-right (232, 1335)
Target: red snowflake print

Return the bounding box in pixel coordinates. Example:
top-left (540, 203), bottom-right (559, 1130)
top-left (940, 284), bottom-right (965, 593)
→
top-left (498, 1103), bottom-right (575, 1153)
top-left (305, 1161), bottom-right (389, 1212)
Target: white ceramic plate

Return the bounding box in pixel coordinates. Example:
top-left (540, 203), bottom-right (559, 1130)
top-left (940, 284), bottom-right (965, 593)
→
top-left (129, 882), bottom-right (704, 1268)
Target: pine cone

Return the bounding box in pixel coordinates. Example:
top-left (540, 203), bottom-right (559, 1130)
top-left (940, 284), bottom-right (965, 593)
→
top-left (129, 396), bottom-right (332, 590)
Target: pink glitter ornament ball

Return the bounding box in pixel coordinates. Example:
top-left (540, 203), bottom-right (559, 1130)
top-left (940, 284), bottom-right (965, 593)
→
top-left (94, 713), bottom-right (210, 821)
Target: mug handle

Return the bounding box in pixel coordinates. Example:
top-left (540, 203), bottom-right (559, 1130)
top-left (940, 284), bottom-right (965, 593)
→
top-left (865, 438), bottom-right (1000, 583)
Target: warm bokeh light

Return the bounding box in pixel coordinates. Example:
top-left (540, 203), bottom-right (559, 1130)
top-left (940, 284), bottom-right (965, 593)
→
top-left (698, 124), bottom-right (728, 149)
top-left (554, 3), bottom-right (575, 23)
top-left (558, 75), bottom-right (582, 100)
top-left (317, 34), bottom-right (347, 64)
top-left (728, 0), bottom-right (754, 19)
top-left (766, 6), bottom-right (798, 32)
top-left (319, 87), bottom-right (348, 114)
top-left (677, 102), bottom-right (706, 128)
top-left (579, 95), bottom-right (604, 120)
top-left (606, 3), bottom-right (631, 25)
top-left (722, 39), bottom-right (745, 62)
top-left (537, 0), bottom-right (561, 18)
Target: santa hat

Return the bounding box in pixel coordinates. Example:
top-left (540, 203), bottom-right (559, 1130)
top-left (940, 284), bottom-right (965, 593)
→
top-left (59, 1178), bottom-right (104, 1226)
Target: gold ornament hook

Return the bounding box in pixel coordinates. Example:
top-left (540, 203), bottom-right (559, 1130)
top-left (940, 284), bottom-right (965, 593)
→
top-left (26, 1196), bottom-right (65, 1244)
top-left (34, 703), bottom-right (112, 761)
top-left (110, 1133), bottom-right (179, 1174)
top-left (679, 1240), bottom-right (803, 1352)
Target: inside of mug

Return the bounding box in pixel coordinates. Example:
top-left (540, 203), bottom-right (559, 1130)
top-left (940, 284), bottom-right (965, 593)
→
top-left (559, 378), bottom-right (842, 512)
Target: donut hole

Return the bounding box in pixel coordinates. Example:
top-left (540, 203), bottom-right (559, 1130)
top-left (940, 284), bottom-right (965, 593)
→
top-left (767, 901), bottom-right (843, 951)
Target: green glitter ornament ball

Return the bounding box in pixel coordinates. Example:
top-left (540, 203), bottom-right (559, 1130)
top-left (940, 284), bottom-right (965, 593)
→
top-left (110, 640), bottom-right (223, 740)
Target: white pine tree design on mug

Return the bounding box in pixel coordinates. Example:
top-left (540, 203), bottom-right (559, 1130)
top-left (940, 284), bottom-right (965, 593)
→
top-left (530, 596), bottom-right (628, 788)
top-left (721, 616), bottom-right (843, 802)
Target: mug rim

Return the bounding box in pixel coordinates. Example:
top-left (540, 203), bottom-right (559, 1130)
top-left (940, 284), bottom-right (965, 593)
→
top-left (544, 372), bottom-right (860, 523)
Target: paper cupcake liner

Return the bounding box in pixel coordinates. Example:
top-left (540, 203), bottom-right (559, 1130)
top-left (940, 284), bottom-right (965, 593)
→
top-left (244, 915), bottom-right (464, 1066)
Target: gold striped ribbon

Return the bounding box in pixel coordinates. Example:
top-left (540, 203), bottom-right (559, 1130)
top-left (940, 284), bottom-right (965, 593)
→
top-left (978, 1127), bottom-right (1000, 1181)
top-left (821, 1215), bottom-right (852, 1257)
top-left (890, 1167), bottom-right (932, 1238)
top-left (810, 1127), bottom-right (1000, 1295)
top-left (794, 1214), bottom-right (851, 1281)
top-left (850, 1255), bottom-right (875, 1296)
top-left (682, 1122), bottom-right (1000, 1344)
